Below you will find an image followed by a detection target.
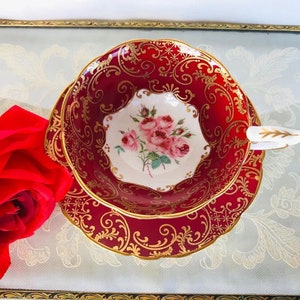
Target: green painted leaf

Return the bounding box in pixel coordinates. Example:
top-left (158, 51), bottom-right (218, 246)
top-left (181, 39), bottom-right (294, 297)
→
top-left (160, 155), bottom-right (171, 164)
top-left (150, 106), bottom-right (157, 117)
top-left (130, 116), bottom-right (140, 123)
top-left (147, 151), bottom-right (159, 160)
top-left (177, 118), bottom-right (185, 125)
top-left (151, 159), bottom-right (162, 169)
top-left (115, 145), bottom-right (125, 155)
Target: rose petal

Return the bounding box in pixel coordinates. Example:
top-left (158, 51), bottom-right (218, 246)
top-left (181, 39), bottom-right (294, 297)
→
top-left (0, 106), bottom-right (48, 156)
top-left (14, 191), bottom-right (36, 225)
top-left (0, 179), bottom-right (36, 204)
top-left (0, 180), bottom-right (56, 230)
top-left (0, 216), bottom-right (26, 244)
top-left (23, 186), bottom-right (56, 234)
top-left (0, 151), bottom-right (58, 184)
top-left (0, 192), bottom-right (36, 243)
top-left (0, 187), bottom-right (55, 244)
top-left (0, 200), bottom-right (18, 216)
top-left (0, 152), bottom-right (10, 174)
top-left (0, 105), bottom-right (46, 133)
top-left (0, 201), bottom-right (26, 240)
top-left (0, 244), bottom-right (10, 279)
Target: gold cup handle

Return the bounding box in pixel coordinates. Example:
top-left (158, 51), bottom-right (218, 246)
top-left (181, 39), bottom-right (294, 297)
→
top-left (247, 126), bottom-right (300, 150)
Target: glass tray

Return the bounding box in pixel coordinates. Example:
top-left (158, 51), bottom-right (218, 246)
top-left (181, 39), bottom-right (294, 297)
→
top-left (0, 20), bottom-right (299, 299)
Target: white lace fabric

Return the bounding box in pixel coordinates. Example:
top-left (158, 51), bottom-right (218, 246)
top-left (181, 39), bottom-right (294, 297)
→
top-left (0, 28), bottom-right (299, 295)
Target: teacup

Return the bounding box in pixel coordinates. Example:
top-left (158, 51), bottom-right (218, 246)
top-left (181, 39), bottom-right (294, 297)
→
top-left (60, 39), bottom-right (300, 219)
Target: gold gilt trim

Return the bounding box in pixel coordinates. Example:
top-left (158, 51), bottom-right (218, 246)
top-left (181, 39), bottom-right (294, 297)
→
top-left (0, 19), bottom-right (300, 32)
top-left (259, 128), bottom-right (299, 139)
top-left (0, 290), bottom-right (298, 299)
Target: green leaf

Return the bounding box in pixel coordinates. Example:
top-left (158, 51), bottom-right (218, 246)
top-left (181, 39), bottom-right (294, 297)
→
top-left (150, 106), bottom-right (157, 117)
top-left (147, 151), bottom-right (159, 160)
top-left (115, 145), bottom-right (125, 155)
top-left (177, 118), bottom-right (185, 125)
top-left (130, 116), bottom-right (140, 123)
top-left (151, 158), bottom-right (162, 169)
top-left (160, 155), bottom-right (171, 164)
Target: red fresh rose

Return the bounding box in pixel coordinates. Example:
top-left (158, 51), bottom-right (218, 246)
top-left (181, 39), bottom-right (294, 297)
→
top-left (0, 105), bottom-right (73, 279)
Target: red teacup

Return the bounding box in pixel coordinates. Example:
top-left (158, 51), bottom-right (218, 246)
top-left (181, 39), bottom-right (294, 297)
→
top-left (60, 39), bottom-right (256, 219)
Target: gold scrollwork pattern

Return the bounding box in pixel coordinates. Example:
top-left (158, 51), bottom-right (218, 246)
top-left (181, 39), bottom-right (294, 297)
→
top-left (60, 39), bottom-right (251, 218)
top-left (58, 148), bottom-right (263, 259)
top-left (45, 86), bottom-right (264, 258)
top-left (44, 85), bottom-right (72, 167)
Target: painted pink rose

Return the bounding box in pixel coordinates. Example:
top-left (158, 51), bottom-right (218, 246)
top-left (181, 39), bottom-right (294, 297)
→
top-left (121, 130), bottom-right (138, 151)
top-left (168, 136), bottom-right (190, 158)
top-left (138, 117), bottom-right (157, 134)
top-left (147, 130), bottom-right (170, 154)
top-left (156, 115), bottom-right (174, 134)
top-left (116, 104), bottom-right (194, 178)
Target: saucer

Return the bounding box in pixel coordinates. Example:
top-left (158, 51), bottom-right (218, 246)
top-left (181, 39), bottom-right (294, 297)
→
top-left (45, 84), bottom-right (264, 258)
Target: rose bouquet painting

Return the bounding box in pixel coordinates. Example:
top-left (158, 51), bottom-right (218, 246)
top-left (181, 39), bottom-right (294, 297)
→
top-left (115, 105), bottom-right (193, 178)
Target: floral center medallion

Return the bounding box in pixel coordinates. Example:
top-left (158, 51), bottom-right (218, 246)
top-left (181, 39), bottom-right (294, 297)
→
top-left (103, 89), bottom-right (210, 191)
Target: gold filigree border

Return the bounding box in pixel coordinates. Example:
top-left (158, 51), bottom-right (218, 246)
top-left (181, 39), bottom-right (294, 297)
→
top-left (0, 19), bottom-right (300, 32)
top-left (0, 290), bottom-right (298, 299)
